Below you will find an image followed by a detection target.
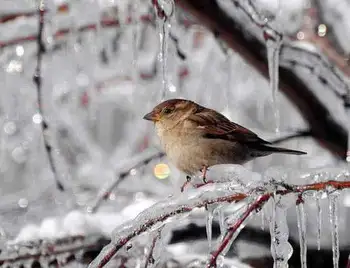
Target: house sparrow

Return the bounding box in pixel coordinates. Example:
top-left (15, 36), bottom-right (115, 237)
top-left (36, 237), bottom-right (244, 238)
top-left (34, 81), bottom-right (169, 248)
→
top-left (143, 99), bottom-right (306, 181)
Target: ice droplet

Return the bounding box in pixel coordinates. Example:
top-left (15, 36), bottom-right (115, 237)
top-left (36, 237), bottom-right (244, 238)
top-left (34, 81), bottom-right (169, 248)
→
top-left (296, 200), bottom-right (307, 268)
top-left (329, 193), bottom-right (339, 268)
top-left (264, 29), bottom-right (282, 134)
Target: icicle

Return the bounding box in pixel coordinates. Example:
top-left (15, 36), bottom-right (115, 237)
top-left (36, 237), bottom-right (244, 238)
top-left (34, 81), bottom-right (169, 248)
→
top-left (264, 30), bottom-right (282, 134)
top-left (316, 192), bottom-right (322, 251)
top-left (206, 206), bottom-right (214, 251)
top-left (329, 192), bottom-right (339, 268)
top-left (344, 93), bottom-right (350, 162)
top-left (268, 195), bottom-right (293, 268)
top-left (154, 0), bottom-right (175, 100)
top-left (296, 199), bottom-right (307, 268)
top-left (260, 208), bottom-right (265, 231)
top-left (217, 206), bottom-right (226, 237)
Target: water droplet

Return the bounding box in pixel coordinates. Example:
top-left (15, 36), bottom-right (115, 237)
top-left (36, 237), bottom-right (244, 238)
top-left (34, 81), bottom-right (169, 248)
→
top-left (12, 146), bottom-right (27, 163)
top-left (16, 46), bottom-right (24, 57)
top-left (18, 198), bottom-right (29, 208)
top-left (32, 113), bottom-right (43, 124)
top-left (4, 121), bottom-right (17, 135)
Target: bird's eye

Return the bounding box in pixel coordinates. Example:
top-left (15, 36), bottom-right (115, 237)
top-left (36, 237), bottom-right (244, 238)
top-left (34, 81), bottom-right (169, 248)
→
top-left (163, 107), bottom-right (173, 114)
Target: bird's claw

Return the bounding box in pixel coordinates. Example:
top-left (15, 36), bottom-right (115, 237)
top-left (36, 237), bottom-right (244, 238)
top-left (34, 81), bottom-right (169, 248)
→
top-left (180, 176), bottom-right (192, 192)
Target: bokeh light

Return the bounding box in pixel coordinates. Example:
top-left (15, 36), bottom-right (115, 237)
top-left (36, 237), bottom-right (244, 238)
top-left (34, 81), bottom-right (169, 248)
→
top-left (154, 163), bottom-right (170, 179)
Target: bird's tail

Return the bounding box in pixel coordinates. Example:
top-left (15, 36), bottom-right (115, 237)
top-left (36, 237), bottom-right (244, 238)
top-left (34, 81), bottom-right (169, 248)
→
top-left (259, 145), bottom-right (306, 155)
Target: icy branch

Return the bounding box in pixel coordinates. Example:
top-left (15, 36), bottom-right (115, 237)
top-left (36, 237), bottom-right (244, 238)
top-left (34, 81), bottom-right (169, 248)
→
top-left (89, 173), bottom-right (350, 268)
top-left (33, 0), bottom-right (64, 191)
top-left (0, 235), bottom-right (107, 266)
top-left (88, 186), bottom-right (246, 268)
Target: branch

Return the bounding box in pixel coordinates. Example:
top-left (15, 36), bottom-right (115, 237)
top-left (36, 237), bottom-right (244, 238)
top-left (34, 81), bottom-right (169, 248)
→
top-left (88, 188), bottom-right (246, 268)
top-left (87, 148), bottom-right (165, 213)
top-left (0, 235), bottom-right (108, 266)
top-left (175, 0), bottom-right (348, 159)
top-left (207, 180), bottom-right (350, 267)
top-left (33, 0), bottom-right (64, 191)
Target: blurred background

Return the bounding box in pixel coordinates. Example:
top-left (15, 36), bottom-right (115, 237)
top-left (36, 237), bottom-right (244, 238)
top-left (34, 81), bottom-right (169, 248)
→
top-left (0, 0), bottom-right (350, 267)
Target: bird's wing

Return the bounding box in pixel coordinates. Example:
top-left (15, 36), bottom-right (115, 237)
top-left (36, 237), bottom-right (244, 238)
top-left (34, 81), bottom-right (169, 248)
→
top-left (187, 108), bottom-right (271, 144)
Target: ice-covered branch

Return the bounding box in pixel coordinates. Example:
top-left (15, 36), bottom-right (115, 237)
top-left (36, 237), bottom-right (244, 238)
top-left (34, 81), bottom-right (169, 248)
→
top-left (88, 186), bottom-right (246, 268)
top-left (175, 0), bottom-right (348, 159)
top-left (88, 169), bottom-right (350, 268)
top-left (0, 235), bottom-right (108, 266)
top-left (33, 0), bottom-right (64, 191)
top-left (207, 180), bottom-right (350, 267)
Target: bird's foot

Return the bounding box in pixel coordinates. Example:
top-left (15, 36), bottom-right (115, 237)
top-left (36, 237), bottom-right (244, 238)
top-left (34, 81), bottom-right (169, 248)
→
top-left (201, 166), bottom-right (209, 184)
top-left (180, 175), bottom-right (192, 192)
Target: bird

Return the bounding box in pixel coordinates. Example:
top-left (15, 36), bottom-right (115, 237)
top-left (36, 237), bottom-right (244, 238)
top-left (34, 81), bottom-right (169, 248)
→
top-left (143, 98), bottom-right (306, 185)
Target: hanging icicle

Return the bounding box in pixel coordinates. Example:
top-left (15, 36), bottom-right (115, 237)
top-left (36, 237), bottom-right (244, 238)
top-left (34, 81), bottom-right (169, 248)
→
top-left (316, 191), bottom-right (322, 251)
top-left (264, 29), bottom-right (283, 134)
top-left (268, 194), bottom-right (293, 268)
top-left (296, 196), bottom-right (307, 268)
top-left (206, 206), bottom-right (214, 252)
top-left (153, 0), bottom-right (175, 100)
top-left (328, 192), bottom-right (340, 268)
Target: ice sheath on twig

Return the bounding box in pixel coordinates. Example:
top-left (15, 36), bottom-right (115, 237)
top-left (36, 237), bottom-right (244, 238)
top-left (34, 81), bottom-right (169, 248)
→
top-left (33, 0), bottom-right (64, 191)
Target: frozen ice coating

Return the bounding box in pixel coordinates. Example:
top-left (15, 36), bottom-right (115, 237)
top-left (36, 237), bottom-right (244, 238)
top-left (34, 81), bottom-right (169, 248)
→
top-left (2, 0), bottom-right (350, 267)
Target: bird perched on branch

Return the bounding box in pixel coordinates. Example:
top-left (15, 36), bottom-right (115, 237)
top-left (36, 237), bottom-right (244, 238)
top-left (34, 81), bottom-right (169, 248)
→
top-left (143, 99), bottom-right (306, 186)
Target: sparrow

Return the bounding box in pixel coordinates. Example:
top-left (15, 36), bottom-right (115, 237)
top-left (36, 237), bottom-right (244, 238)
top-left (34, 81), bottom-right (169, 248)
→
top-left (143, 99), bottom-right (306, 181)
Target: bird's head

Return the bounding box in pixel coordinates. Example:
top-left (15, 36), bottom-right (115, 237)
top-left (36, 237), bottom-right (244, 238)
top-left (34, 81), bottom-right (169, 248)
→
top-left (143, 99), bottom-right (198, 127)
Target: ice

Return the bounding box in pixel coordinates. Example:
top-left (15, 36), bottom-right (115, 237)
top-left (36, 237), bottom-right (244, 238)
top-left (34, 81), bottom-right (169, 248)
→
top-left (89, 182), bottom-right (243, 267)
top-left (329, 192), bottom-right (340, 268)
top-left (296, 199), bottom-right (307, 268)
top-left (265, 30), bottom-right (282, 134)
top-left (206, 205), bottom-right (214, 252)
top-left (267, 195), bottom-right (293, 268)
top-left (154, 0), bottom-right (175, 100)
top-left (316, 192), bottom-right (322, 251)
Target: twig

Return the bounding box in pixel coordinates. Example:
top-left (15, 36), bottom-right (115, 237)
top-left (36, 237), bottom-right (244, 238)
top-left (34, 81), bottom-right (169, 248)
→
top-left (87, 149), bottom-right (165, 213)
top-left (144, 227), bottom-right (163, 268)
top-left (33, 0), bottom-right (64, 191)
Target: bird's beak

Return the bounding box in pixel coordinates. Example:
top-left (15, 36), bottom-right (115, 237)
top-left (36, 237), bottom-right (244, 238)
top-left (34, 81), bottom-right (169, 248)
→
top-left (143, 111), bottom-right (160, 122)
